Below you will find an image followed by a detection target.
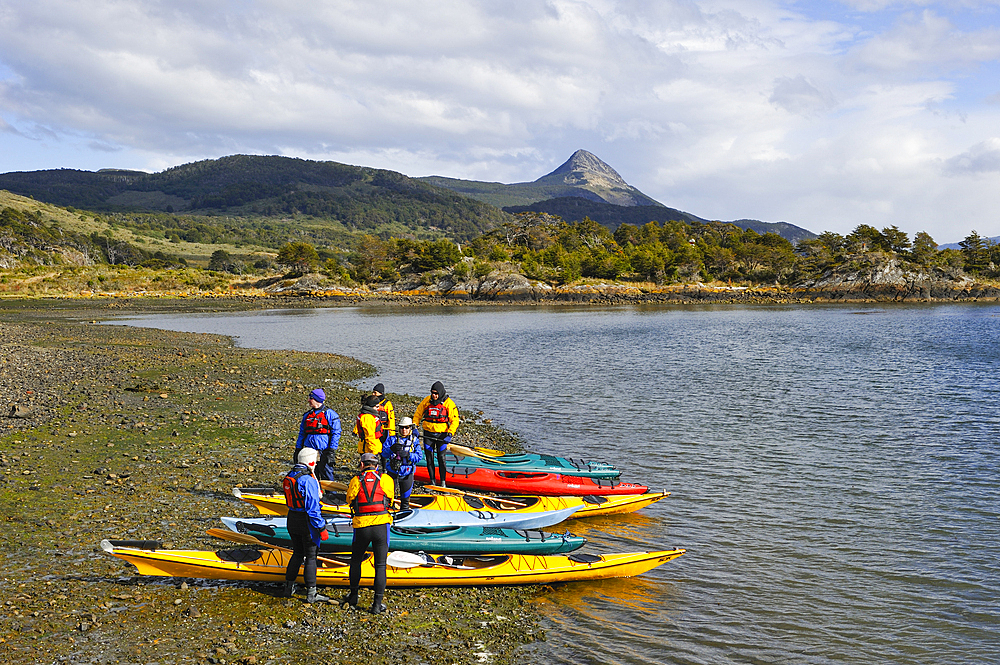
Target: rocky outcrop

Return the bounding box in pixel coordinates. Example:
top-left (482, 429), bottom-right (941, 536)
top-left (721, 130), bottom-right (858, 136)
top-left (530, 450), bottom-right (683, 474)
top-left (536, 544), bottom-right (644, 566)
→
top-left (792, 254), bottom-right (999, 302)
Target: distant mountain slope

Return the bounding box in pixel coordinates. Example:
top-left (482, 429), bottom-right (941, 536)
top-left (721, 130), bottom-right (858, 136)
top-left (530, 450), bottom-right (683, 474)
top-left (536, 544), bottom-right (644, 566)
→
top-left (420, 149), bottom-right (815, 243)
top-left (726, 219), bottom-right (818, 245)
top-left (505, 197), bottom-right (817, 244)
top-left (938, 235), bottom-right (1000, 250)
top-left (504, 197), bottom-right (705, 226)
top-left (419, 149), bottom-right (662, 208)
top-left (0, 155), bottom-right (510, 241)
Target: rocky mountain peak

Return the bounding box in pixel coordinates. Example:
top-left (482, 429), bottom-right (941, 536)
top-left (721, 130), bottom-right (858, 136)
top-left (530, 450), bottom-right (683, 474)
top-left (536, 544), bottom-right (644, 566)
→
top-left (539, 149), bottom-right (629, 188)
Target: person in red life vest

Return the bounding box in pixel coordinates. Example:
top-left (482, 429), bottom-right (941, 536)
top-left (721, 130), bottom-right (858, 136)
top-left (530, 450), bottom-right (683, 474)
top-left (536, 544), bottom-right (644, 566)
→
top-left (381, 416), bottom-right (423, 510)
top-left (353, 394), bottom-right (384, 456)
top-left (295, 388), bottom-right (341, 482)
top-left (413, 381), bottom-right (460, 487)
top-left (281, 447), bottom-right (330, 603)
top-left (371, 383), bottom-right (395, 448)
top-left (341, 452), bottom-right (395, 614)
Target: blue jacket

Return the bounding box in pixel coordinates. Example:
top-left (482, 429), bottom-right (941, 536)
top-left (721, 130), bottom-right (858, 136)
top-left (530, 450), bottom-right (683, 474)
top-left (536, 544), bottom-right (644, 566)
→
top-left (382, 432), bottom-right (424, 478)
top-left (296, 408), bottom-right (341, 453)
top-left (284, 465), bottom-right (327, 545)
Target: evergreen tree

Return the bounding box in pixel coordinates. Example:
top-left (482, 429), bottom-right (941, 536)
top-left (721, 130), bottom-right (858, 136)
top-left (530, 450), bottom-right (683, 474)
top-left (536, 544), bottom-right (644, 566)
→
top-left (959, 231), bottom-right (989, 273)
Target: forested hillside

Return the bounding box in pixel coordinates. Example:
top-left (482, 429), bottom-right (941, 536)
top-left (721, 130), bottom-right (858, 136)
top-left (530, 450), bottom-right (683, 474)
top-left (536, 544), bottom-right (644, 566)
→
top-left (0, 155), bottom-right (511, 242)
top-left (4, 178), bottom-right (995, 302)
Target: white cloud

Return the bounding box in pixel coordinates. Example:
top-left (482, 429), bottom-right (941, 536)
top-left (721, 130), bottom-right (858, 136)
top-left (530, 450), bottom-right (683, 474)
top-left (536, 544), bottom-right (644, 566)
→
top-left (846, 10), bottom-right (1000, 75)
top-left (943, 137), bottom-right (1000, 174)
top-left (770, 75), bottom-right (837, 115)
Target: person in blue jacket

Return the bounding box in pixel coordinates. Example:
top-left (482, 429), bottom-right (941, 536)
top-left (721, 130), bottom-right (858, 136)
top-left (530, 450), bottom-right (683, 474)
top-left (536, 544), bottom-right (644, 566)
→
top-left (281, 447), bottom-right (330, 603)
top-left (295, 388), bottom-right (341, 482)
top-left (381, 416), bottom-right (424, 510)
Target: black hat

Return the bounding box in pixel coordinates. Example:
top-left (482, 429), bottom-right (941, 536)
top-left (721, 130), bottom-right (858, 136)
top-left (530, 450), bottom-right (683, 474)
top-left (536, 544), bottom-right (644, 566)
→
top-left (373, 383), bottom-right (385, 394)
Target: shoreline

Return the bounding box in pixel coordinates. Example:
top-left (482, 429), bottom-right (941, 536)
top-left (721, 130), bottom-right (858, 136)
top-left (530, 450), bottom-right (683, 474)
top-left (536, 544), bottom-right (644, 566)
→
top-left (0, 303), bottom-right (540, 665)
top-left (5, 279), bottom-right (1000, 308)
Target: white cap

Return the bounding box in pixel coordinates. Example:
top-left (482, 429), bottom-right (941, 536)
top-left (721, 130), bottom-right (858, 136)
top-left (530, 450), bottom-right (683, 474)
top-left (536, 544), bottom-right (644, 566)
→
top-left (297, 448), bottom-right (319, 466)
top-left (398, 416), bottom-right (413, 428)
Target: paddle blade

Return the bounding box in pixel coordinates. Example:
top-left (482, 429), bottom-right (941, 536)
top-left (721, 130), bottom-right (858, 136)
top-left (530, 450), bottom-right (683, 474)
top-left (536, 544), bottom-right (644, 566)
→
top-left (207, 527), bottom-right (263, 546)
top-left (386, 551), bottom-right (426, 568)
top-left (320, 479), bottom-right (349, 492)
top-left (447, 444), bottom-right (506, 463)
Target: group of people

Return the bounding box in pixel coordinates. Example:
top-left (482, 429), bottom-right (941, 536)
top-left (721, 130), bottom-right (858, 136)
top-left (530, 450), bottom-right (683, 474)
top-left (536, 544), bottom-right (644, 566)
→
top-left (281, 381), bottom-right (460, 613)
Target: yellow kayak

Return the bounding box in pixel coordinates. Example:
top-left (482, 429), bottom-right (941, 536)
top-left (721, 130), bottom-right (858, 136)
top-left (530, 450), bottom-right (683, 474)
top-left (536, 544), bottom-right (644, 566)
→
top-left (100, 539), bottom-right (685, 587)
top-left (233, 487), bottom-right (670, 519)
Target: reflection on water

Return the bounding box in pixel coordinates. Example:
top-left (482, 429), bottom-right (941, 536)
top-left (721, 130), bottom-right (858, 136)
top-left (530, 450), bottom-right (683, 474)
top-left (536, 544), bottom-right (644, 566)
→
top-left (563, 511), bottom-right (671, 550)
top-left (537, 574), bottom-right (673, 615)
top-left (113, 303), bottom-right (1000, 665)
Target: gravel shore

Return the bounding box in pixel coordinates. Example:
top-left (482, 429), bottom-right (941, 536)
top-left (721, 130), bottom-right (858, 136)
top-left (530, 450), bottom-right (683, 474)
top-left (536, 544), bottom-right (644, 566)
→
top-left (0, 298), bottom-right (541, 665)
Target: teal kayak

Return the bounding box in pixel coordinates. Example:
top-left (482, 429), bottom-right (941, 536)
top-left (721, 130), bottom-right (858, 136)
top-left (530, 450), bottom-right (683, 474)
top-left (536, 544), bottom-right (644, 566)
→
top-left (220, 516), bottom-right (586, 555)
top-left (443, 449), bottom-right (620, 479)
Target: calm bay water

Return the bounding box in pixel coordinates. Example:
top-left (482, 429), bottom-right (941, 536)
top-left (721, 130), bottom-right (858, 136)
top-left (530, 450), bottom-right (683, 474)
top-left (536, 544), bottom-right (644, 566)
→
top-left (112, 303), bottom-right (1000, 664)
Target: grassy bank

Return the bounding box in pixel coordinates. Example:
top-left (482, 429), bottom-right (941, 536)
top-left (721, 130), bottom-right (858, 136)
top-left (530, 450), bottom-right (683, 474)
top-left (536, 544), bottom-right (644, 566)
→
top-left (0, 300), bottom-right (541, 665)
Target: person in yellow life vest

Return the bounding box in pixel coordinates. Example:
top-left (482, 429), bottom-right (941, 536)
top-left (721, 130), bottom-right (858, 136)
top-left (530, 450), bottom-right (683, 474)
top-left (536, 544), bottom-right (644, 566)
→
top-left (353, 394), bottom-right (384, 456)
top-left (341, 452), bottom-right (395, 615)
top-left (413, 380), bottom-right (459, 487)
top-left (371, 383), bottom-right (395, 447)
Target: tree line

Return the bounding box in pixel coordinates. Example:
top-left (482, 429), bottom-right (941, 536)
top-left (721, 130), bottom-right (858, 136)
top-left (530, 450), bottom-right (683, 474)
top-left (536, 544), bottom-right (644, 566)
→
top-left (259, 214), bottom-right (996, 286)
top-left (4, 203), bottom-right (999, 286)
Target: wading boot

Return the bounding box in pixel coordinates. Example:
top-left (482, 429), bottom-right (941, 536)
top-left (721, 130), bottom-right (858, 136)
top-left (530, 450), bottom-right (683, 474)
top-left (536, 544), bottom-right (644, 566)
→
top-left (282, 581), bottom-right (296, 598)
top-left (340, 590), bottom-right (358, 609)
top-left (306, 587), bottom-right (329, 604)
top-left (369, 595), bottom-right (387, 615)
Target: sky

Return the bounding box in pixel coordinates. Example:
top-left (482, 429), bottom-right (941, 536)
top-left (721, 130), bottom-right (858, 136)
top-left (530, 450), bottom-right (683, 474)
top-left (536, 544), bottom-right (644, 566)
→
top-left (1, 1), bottom-right (999, 244)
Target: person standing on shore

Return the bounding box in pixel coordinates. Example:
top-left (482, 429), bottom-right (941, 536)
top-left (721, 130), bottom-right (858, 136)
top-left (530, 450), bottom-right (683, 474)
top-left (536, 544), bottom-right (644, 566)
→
top-left (281, 447), bottom-right (330, 603)
top-left (342, 452), bottom-right (395, 614)
top-left (413, 381), bottom-right (459, 487)
top-left (381, 416), bottom-right (423, 510)
top-left (354, 394), bottom-right (384, 457)
top-left (295, 388), bottom-right (341, 482)
top-left (371, 383), bottom-right (395, 449)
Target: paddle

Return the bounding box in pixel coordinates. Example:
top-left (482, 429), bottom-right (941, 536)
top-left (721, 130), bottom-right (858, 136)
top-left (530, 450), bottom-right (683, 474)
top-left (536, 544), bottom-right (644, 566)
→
top-left (472, 445), bottom-right (506, 457)
top-left (205, 528), bottom-right (344, 566)
top-left (386, 551), bottom-right (473, 569)
top-left (424, 484), bottom-right (526, 509)
top-left (447, 443), bottom-right (506, 463)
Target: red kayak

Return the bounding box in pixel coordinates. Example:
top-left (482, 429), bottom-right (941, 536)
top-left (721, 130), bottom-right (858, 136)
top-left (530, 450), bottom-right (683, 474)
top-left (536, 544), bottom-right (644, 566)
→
top-left (414, 464), bottom-right (649, 496)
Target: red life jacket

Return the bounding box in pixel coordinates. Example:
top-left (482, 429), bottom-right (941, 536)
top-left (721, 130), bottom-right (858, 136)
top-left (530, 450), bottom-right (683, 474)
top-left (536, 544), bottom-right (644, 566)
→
top-left (282, 465), bottom-right (312, 511)
top-left (356, 412), bottom-right (383, 440)
top-left (423, 401), bottom-right (450, 424)
top-left (303, 409), bottom-right (331, 436)
top-left (376, 401), bottom-right (390, 427)
top-left (351, 470), bottom-right (389, 516)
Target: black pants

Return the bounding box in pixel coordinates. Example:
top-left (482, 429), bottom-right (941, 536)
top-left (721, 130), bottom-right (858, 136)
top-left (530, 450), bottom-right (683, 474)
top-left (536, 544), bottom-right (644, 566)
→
top-left (317, 448), bottom-right (337, 482)
top-left (349, 522), bottom-right (390, 600)
top-left (284, 510), bottom-right (318, 587)
top-left (423, 433), bottom-right (448, 485)
top-left (390, 471), bottom-right (415, 509)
